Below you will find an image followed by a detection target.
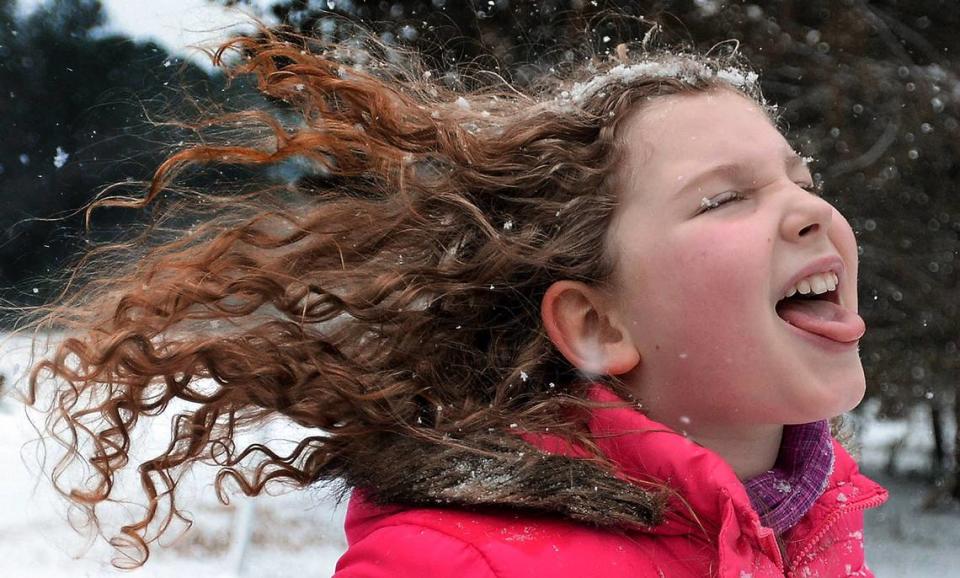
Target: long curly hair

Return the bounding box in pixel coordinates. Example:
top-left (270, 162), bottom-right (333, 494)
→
top-left (16, 26), bottom-right (765, 568)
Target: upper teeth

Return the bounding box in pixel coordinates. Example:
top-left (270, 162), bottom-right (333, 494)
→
top-left (784, 272), bottom-right (838, 299)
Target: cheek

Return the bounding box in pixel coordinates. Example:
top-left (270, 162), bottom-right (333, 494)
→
top-left (665, 224), bottom-right (767, 304)
top-left (632, 225), bottom-right (771, 344)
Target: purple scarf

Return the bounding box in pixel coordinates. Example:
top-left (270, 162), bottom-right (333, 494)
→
top-left (743, 420), bottom-right (835, 535)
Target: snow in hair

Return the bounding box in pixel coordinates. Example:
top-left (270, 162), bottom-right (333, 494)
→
top-left (560, 59), bottom-right (760, 105)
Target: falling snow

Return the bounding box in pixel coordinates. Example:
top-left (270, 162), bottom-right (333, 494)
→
top-left (52, 146), bottom-right (69, 168)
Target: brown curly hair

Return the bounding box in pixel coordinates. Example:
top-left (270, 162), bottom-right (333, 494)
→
top-left (16, 25), bottom-right (766, 568)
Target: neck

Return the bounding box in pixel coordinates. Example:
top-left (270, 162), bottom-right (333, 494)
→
top-left (673, 420), bottom-right (784, 479)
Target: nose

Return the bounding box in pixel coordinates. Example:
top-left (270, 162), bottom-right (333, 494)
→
top-left (779, 184), bottom-right (834, 243)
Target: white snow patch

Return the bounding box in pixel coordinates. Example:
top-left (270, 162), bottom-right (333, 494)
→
top-left (774, 479), bottom-right (793, 494)
top-left (19, 0), bottom-right (274, 71)
top-left (563, 61), bottom-right (758, 106)
top-left (567, 62), bottom-right (687, 103)
top-left (715, 68), bottom-right (759, 88)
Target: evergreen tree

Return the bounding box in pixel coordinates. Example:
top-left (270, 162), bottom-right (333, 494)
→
top-left (0, 0), bottom-right (218, 310)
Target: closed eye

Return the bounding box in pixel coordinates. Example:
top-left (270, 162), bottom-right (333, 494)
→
top-left (697, 179), bottom-right (823, 215)
top-left (697, 191), bottom-right (744, 214)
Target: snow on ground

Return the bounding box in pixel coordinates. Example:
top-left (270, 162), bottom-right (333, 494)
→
top-left (2, 332), bottom-right (959, 576)
top-left (0, 332), bottom-right (347, 577)
top-left (862, 470), bottom-right (960, 576)
top-left (852, 402), bottom-right (960, 575)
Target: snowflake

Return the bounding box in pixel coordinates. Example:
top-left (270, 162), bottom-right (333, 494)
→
top-left (53, 146), bottom-right (69, 169)
top-left (774, 480), bottom-right (793, 494)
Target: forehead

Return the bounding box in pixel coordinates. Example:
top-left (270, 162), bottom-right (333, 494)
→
top-left (614, 90), bottom-right (787, 190)
top-left (623, 88), bottom-right (772, 136)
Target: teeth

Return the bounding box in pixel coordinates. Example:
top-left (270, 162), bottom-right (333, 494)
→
top-left (811, 276), bottom-right (827, 294)
top-left (783, 272), bottom-right (839, 299)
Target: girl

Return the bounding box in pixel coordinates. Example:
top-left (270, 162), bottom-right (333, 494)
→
top-left (21, 25), bottom-right (886, 577)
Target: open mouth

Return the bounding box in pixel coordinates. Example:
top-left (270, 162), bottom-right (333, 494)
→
top-left (775, 273), bottom-right (865, 344)
top-left (775, 278), bottom-right (841, 313)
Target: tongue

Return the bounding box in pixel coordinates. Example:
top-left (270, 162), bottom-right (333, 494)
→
top-left (776, 299), bottom-right (866, 343)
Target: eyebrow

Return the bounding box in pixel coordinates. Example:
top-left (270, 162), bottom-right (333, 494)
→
top-left (674, 150), bottom-right (810, 200)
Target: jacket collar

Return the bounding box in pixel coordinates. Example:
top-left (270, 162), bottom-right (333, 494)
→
top-left (572, 384), bottom-right (886, 543)
top-left (579, 384), bottom-right (758, 537)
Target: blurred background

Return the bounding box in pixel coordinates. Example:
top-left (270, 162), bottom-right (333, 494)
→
top-left (0, 0), bottom-right (957, 575)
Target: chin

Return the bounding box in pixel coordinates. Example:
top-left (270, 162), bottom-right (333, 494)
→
top-left (776, 366), bottom-right (866, 425)
top-left (840, 359), bottom-right (868, 408)
top-left (808, 370), bottom-right (867, 422)
top-left (841, 375), bottom-right (868, 413)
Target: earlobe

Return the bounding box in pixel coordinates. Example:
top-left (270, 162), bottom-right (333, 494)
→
top-left (605, 343), bottom-right (642, 375)
top-left (541, 281), bottom-right (641, 376)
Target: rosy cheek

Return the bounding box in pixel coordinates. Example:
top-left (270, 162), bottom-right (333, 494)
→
top-left (662, 227), bottom-right (764, 308)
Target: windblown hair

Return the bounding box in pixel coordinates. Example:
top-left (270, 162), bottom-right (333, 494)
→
top-left (18, 26), bottom-right (765, 567)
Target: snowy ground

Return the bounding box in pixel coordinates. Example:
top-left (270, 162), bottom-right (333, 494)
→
top-left (1, 333), bottom-right (958, 576)
top-left (852, 401), bottom-right (960, 576)
top-left (0, 333), bottom-right (346, 577)
top-left (861, 469), bottom-right (960, 576)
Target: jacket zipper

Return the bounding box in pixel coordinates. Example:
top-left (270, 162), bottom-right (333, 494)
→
top-left (754, 524), bottom-right (785, 573)
top-left (785, 491), bottom-right (887, 576)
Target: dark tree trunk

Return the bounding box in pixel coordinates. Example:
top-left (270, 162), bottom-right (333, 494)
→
top-left (931, 401), bottom-right (946, 475)
top-left (953, 389), bottom-right (960, 501)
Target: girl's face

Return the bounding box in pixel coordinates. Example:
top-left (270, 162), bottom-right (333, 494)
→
top-left (605, 89), bottom-right (866, 429)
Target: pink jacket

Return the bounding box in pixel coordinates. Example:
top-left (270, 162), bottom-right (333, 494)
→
top-left (333, 387), bottom-right (887, 577)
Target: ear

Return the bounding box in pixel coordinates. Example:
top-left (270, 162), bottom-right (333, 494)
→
top-left (541, 280), bottom-right (640, 376)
